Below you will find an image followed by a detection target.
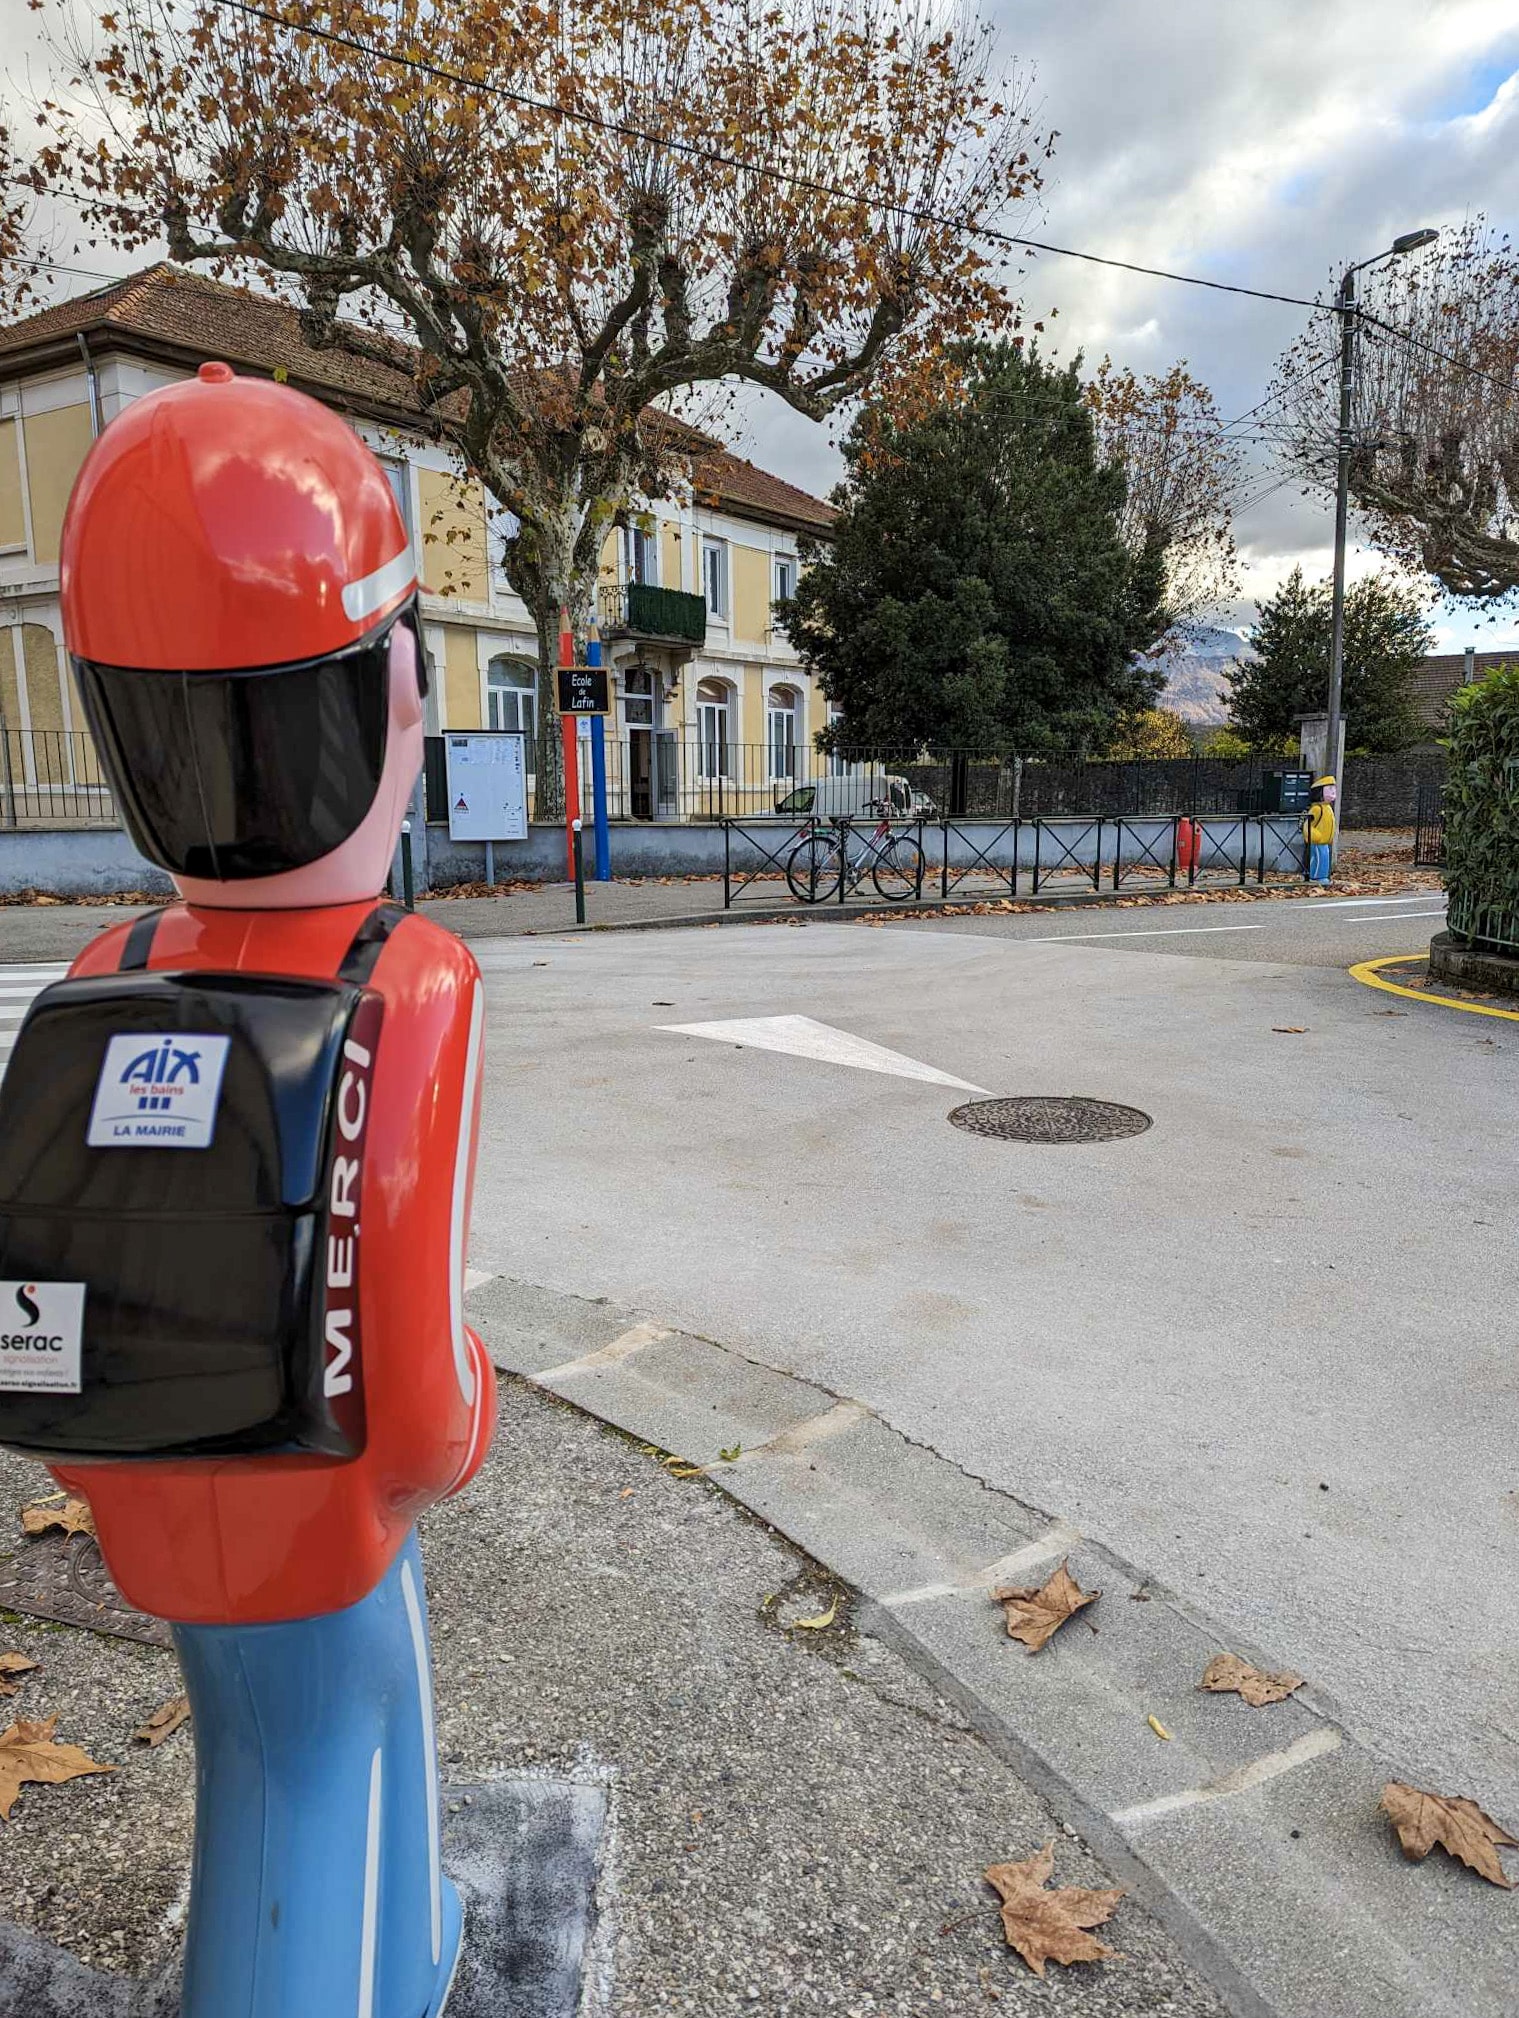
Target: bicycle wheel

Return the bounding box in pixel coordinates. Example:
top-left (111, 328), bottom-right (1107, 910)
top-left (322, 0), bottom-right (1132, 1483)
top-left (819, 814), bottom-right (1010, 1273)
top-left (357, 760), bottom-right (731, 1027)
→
top-left (872, 835), bottom-right (923, 900)
top-left (787, 832), bottom-right (843, 903)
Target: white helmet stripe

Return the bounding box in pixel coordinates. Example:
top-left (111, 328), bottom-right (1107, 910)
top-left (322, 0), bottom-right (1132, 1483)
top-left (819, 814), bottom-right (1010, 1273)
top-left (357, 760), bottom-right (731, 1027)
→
top-left (342, 547), bottom-right (415, 624)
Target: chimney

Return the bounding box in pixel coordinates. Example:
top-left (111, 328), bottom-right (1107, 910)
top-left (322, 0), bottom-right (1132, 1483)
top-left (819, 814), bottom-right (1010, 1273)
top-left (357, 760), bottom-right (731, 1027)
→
top-left (1463, 645), bottom-right (1476, 684)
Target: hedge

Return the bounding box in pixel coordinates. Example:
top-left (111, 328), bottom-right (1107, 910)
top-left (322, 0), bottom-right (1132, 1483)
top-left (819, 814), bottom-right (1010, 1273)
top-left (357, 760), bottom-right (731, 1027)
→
top-left (1444, 661), bottom-right (1519, 953)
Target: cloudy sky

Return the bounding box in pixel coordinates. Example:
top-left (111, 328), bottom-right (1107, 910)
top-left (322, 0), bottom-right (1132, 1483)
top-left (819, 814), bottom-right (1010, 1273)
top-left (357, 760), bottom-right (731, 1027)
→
top-left (6, 0), bottom-right (1518, 646)
top-left (734, 0), bottom-right (1519, 647)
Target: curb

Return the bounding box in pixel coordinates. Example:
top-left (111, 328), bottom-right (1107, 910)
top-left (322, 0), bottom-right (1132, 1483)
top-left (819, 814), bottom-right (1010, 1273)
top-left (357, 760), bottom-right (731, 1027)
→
top-left (1348, 952), bottom-right (1519, 1023)
top-left (467, 1271), bottom-right (1518, 2018)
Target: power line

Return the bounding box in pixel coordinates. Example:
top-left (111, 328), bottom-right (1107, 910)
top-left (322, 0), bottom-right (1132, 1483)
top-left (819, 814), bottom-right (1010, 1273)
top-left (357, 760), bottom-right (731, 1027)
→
top-left (212, 0), bottom-right (1325, 314)
top-left (0, 252), bottom-right (124, 282)
top-left (1360, 310), bottom-right (1519, 403)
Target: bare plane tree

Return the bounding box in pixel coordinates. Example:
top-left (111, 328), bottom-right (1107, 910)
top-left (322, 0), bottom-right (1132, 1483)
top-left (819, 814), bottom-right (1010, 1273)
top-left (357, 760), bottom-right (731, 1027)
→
top-left (1274, 218), bottom-right (1519, 607)
top-left (17, 0), bottom-right (1047, 810)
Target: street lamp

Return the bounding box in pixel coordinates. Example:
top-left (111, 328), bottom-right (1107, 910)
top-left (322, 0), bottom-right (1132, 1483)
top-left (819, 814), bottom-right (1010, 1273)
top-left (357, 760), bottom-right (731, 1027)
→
top-left (1324, 227), bottom-right (1439, 805)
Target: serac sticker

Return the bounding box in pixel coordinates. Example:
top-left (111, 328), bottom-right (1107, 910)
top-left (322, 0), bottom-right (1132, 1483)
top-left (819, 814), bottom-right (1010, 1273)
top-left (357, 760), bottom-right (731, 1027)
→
top-left (0, 1282), bottom-right (85, 1392)
top-left (87, 1032), bottom-right (232, 1150)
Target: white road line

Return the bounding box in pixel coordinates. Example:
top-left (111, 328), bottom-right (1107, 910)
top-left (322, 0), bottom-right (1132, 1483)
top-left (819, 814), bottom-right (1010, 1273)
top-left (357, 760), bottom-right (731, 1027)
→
top-left (1017, 924), bottom-right (1264, 943)
top-left (1109, 1725), bottom-right (1343, 1829)
top-left (659, 1014), bottom-right (991, 1093)
top-left (1302, 893), bottom-right (1445, 908)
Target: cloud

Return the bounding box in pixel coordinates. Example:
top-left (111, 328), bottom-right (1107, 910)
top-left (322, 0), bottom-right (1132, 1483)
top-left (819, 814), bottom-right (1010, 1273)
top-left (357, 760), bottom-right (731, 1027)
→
top-left (731, 1), bottom-right (1519, 644)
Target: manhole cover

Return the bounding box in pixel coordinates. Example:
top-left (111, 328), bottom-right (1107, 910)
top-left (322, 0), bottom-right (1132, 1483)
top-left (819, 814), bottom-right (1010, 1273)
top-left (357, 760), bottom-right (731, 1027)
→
top-left (0, 1532), bottom-right (171, 1647)
top-left (948, 1096), bottom-right (1153, 1144)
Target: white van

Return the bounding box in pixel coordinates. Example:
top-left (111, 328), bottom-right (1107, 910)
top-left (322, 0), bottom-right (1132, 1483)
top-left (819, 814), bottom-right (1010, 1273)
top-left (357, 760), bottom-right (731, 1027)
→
top-left (773, 768), bottom-right (926, 820)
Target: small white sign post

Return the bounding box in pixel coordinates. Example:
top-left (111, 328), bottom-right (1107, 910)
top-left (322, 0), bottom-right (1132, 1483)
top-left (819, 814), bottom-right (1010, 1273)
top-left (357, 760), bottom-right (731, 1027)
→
top-left (444, 732), bottom-right (528, 884)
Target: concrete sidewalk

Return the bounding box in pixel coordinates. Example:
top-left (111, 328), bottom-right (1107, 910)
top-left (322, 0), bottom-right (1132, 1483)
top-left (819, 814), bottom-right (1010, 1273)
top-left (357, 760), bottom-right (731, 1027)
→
top-left (0, 1382), bottom-right (1227, 2015)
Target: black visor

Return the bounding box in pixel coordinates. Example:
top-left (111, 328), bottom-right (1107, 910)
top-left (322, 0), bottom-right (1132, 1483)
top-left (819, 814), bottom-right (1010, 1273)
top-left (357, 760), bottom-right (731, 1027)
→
top-left (75, 602), bottom-right (420, 882)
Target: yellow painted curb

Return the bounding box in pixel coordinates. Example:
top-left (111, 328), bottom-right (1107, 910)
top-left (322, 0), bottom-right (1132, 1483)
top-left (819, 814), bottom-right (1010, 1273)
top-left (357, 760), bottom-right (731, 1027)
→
top-left (1348, 953), bottom-right (1519, 1023)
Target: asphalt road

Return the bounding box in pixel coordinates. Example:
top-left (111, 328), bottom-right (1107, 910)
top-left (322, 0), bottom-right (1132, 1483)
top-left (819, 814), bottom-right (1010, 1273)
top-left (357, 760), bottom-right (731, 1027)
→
top-left (866, 887), bottom-right (1448, 965)
top-left (452, 897), bottom-right (1515, 1847)
top-left (0, 889), bottom-right (1506, 1816)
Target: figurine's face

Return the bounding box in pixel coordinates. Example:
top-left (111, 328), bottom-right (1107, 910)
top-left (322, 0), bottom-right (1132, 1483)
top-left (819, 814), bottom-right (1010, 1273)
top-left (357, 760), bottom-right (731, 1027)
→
top-left (171, 621), bottom-right (425, 911)
top-left (1321, 783), bottom-right (1337, 805)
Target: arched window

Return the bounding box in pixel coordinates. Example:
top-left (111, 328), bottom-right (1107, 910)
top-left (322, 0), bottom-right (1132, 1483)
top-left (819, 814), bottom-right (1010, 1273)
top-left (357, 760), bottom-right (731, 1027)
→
top-left (486, 656), bottom-right (536, 743)
top-left (696, 677), bottom-right (733, 780)
top-left (767, 683), bottom-right (801, 780)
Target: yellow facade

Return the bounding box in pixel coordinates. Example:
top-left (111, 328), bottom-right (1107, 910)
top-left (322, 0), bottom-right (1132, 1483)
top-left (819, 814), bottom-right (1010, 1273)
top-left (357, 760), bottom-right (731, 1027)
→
top-left (0, 418), bottom-right (25, 549)
top-left (730, 544), bottom-right (771, 648)
top-left (417, 469), bottom-right (488, 602)
top-left (21, 404), bottom-right (94, 566)
top-left (21, 624), bottom-right (63, 731)
top-left (442, 626), bottom-right (481, 732)
top-left (660, 521), bottom-right (683, 592)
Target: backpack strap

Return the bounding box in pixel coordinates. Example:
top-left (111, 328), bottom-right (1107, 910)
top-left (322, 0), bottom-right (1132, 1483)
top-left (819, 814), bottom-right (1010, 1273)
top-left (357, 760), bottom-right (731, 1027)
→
top-left (337, 900), bottom-right (409, 986)
top-left (117, 906), bottom-right (168, 973)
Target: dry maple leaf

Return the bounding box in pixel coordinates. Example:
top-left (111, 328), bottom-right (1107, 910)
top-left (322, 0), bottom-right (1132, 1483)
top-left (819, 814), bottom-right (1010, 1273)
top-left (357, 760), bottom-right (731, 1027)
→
top-left (0, 1717), bottom-right (114, 1820)
top-left (985, 1843), bottom-right (1123, 1976)
top-left (0, 1655), bottom-right (39, 1698)
top-left (132, 1694), bottom-right (191, 1747)
top-left (20, 1496), bottom-right (95, 1540)
top-left (1380, 1782), bottom-right (1518, 1887)
top-left (1199, 1653), bottom-right (1304, 1707)
top-left (992, 1562), bottom-right (1099, 1653)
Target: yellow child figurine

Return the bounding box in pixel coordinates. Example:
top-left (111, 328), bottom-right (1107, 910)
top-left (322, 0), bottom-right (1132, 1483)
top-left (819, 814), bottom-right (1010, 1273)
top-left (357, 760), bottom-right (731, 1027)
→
top-left (1303, 775), bottom-right (1337, 884)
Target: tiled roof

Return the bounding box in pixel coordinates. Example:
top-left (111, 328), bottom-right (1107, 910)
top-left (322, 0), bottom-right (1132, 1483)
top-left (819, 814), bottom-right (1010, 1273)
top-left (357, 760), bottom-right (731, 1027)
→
top-left (692, 446), bottom-right (836, 533)
top-left (0, 262), bottom-right (835, 529)
top-left (1412, 650), bottom-right (1513, 729)
top-left (0, 262), bottom-right (425, 416)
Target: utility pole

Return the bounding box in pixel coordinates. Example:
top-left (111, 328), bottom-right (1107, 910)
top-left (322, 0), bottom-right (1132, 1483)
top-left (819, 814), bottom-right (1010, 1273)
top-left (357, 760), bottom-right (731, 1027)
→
top-left (1324, 264), bottom-right (1356, 803)
top-left (1323, 228), bottom-right (1439, 815)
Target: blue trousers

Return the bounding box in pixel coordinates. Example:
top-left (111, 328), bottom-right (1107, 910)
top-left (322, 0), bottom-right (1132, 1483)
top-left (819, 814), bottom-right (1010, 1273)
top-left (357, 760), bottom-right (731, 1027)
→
top-left (172, 1535), bottom-right (462, 2018)
top-left (1309, 841), bottom-right (1332, 883)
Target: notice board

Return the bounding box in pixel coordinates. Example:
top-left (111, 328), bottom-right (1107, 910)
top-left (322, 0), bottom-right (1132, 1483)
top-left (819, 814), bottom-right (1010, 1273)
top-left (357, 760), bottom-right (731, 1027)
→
top-left (444, 732), bottom-right (528, 842)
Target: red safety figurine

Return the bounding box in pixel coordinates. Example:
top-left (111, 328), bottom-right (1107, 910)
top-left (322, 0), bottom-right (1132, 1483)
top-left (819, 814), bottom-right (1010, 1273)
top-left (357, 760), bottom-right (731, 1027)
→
top-left (0, 362), bottom-right (494, 2017)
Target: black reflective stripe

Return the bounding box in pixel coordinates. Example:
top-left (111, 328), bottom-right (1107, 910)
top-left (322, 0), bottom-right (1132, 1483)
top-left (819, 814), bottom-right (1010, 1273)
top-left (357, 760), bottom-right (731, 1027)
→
top-left (117, 907), bottom-right (166, 972)
top-left (338, 901), bottom-right (408, 985)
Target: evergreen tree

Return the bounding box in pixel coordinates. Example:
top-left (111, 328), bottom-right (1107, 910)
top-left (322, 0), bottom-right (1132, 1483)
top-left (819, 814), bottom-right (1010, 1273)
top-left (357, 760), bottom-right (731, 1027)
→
top-left (778, 344), bottom-right (1168, 755)
top-left (1226, 567), bottom-right (1431, 754)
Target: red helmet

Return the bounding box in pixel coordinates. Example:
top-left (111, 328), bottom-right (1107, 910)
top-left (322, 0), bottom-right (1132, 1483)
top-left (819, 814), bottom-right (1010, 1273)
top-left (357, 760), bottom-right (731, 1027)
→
top-left (61, 363), bottom-right (422, 882)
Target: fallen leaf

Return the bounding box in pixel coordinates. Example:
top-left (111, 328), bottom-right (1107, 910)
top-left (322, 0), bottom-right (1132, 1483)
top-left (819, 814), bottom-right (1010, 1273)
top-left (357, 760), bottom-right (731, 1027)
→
top-left (21, 1497), bottom-right (95, 1539)
top-left (985, 1843), bottom-right (1123, 1976)
top-left (1199, 1653), bottom-right (1304, 1706)
top-left (132, 1695), bottom-right (190, 1747)
top-left (791, 1597), bottom-right (839, 1631)
top-left (1272, 1027), bottom-right (1308, 1035)
top-left (992, 1562), bottom-right (1099, 1653)
top-left (718, 1444), bottom-right (742, 1463)
top-left (1380, 1782), bottom-right (1517, 1887)
top-left (1147, 1715), bottom-right (1172, 1741)
top-left (0, 1717), bottom-right (114, 1819)
top-left (0, 1655), bottom-right (39, 1697)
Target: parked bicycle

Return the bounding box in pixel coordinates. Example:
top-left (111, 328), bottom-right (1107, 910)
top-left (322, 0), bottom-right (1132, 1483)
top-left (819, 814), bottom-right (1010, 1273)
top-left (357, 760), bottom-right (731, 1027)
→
top-left (785, 815), bottom-right (924, 903)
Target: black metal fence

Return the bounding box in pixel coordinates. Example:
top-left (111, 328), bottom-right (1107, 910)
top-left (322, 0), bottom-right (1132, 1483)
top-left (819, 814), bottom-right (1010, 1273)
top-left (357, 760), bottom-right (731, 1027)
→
top-left (0, 723), bottom-right (1439, 838)
top-left (0, 730), bottom-right (117, 827)
top-left (1414, 786), bottom-right (1446, 868)
top-left (720, 813), bottom-right (1309, 910)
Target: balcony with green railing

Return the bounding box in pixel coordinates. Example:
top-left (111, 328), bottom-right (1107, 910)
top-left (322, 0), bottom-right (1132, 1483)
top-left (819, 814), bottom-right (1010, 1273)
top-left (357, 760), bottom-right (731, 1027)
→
top-left (598, 580), bottom-right (708, 648)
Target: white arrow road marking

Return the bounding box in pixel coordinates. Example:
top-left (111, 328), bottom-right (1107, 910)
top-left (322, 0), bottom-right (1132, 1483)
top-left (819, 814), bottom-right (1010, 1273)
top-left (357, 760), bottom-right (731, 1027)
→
top-left (658, 1014), bottom-right (991, 1093)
